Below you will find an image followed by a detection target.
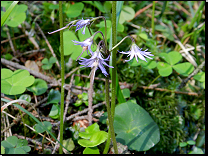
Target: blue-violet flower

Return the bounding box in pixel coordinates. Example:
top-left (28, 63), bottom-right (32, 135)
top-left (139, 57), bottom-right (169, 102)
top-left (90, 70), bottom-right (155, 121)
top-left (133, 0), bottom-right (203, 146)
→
top-left (73, 18), bottom-right (91, 34)
top-left (79, 49), bottom-right (113, 77)
top-left (119, 43), bottom-right (154, 62)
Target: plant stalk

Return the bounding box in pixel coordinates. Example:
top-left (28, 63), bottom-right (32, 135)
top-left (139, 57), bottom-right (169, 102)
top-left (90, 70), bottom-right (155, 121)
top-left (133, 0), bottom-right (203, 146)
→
top-left (59, 1), bottom-right (64, 154)
top-left (151, 1), bottom-right (156, 36)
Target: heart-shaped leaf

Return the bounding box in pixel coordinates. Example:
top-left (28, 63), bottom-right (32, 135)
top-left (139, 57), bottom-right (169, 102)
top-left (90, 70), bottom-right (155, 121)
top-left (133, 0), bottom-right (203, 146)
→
top-left (79, 123), bottom-right (100, 139)
top-left (114, 101), bottom-right (160, 151)
top-left (63, 138), bottom-right (75, 151)
top-left (34, 121), bottom-right (52, 133)
top-left (27, 79), bottom-right (48, 96)
top-left (122, 88), bottom-right (130, 98)
top-left (173, 62), bottom-right (194, 76)
top-left (119, 6), bottom-right (135, 24)
top-left (46, 89), bottom-right (61, 104)
top-left (49, 104), bottom-right (60, 119)
top-left (157, 62), bottom-right (172, 77)
top-left (19, 94), bottom-right (31, 103)
top-left (78, 131), bottom-right (108, 147)
top-left (193, 72), bottom-right (205, 82)
top-left (1, 68), bottom-right (35, 95)
top-left (65, 2), bottom-right (84, 18)
top-left (159, 51), bottom-right (182, 66)
top-left (42, 57), bottom-right (57, 70)
top-left (83, 147), bottom-right (100, 154)
top-left (1, 136), bottom-right (31, 154)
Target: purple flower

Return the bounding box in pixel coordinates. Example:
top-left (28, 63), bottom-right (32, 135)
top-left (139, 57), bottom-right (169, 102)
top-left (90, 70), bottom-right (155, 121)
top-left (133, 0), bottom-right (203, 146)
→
top-left (73, 18), bottom-right (91, 34)
top-left (72, 37), bottom-right (93, 55)
top-left (79, 50), bottom-right (113, 77)
top-left (118, 43), bottom-right (154, 62)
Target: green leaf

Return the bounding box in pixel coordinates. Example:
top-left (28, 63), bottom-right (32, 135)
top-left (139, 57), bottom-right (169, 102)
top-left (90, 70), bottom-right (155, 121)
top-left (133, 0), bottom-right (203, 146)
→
top-left (83, 147), bottom-right (100, 154)
top-left (49, 104), bottom-right (60, 119)
top-left (1, 68), bottom-right (35, 95)
top-left (1, 146), bottom-right (5, 154)
top-left (19, 94), bottom-right (31, 103)
top-left (193, 72), bottom-right (205, 82)
top-left (179, 142), bottom-right (187, 147)
top-left (141, 60), bottom-right (157, 69)
top-left (122, 88), bottom-right (130, 98)
top-left (114, 101), bottom-right (160, 151)
top-left (78, 131), bottom-right (108, 147)
top-left (42, 57), bottom-right (56, 70)
top-left (34, 121), bottom-right (52, 133)
top-left (119, 6), bottom-right (135, 24)
top-left (1, 136), bottom-right (31, 154)
top-left (159, 51), bottom-right (182, 65)
top-left (12, 104), bottom-right (70, 153)
top-left (138, 32), bottom-right (148, 40)
top-left (1, 1), bottom-right (18, 27)
top-left (27, 79), bottom-right (48, 96)
top-left (129, 58), bottom-right (142, 66)
top-left (173, 62), bottom-right (194, 76)
top-left (94, 1), bottom-right (105, 13)
top-left (46, 89), bottom-right (61, 104)
top-left (188, 147), bottom-right (204, 154)
top-left (63, 138), bottom-right (75, 151)
top-left (79, 123), bottom-right (100, 139)
top-left (63, 31), bottom-right (85, 60)
top-left (157, 62), bottom-right (172, 77)
top-left (65, 2), bottom-right (84, 18)
top-left (187, 140), bottom-right (196, 145)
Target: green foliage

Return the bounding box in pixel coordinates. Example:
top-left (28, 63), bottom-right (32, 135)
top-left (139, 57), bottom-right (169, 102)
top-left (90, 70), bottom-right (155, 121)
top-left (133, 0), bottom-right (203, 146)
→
top-left (1, 68), bottom-right (35, 95)
top-left (34, 121), bottom-right (52, 133)
top-left (46, 89), bottom-right (61, 105)
top-left (1, 146), bottom-right (5, 154)
top-left (1, 2), bottom-right (28, 27)
top-left (83, 147), bottom-right (100, 154)
top-left (121, 88), bottom-right (130, 98)
top-left (114, 101), bottom-right (160, 151)
top-left (49, 104), bottom-right (60, 119)
top-left (119, 6), bottom-right (135, 24)
top-left (63, 138), bottom-right (75, 151)
top-left (1, 136), bottom-right (31, 154)
top-left (74, 92), bottom-right (88, 107)
top-left (41, 57), bottom-right (57, 70)
top-left (78, 123), bottom-right (108, 148)
top-left (65, 2), bottom-right (84, 18)
top-left (27, 78), bottom-right (48, 96)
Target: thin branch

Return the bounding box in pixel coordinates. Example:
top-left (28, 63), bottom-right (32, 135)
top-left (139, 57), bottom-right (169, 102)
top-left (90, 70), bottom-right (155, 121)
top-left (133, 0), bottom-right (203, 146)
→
top-left (1, 34), bottom-right (27, 44)
top-left (5, 25), bottom-right (16, 56)
top-left (35, 22), bottom-right (61, 70)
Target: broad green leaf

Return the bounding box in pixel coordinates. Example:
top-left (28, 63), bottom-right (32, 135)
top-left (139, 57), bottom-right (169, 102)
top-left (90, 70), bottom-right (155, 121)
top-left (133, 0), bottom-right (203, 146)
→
top-left (138, 32), bottom-right (148, 40)
top-left (157, 62), bottom-right (172, 77)
top-left (188, 147), bottom-right (204, 154)
top-left (46, 89), bottom-right (61, 104)
top-left (34, 121), bottom-right (52, 133)
top-left (1, 68), bottom-right (35, 95)
top-left (83, 147), bottom-right (100, 154)
top-left (63, 31), bottom-right (84, 60)
top-left (119, 6), bottom-right (135, 24)
top-left (94, 1), bottom-right (105, 13)
top-left (27, 79), bottom-right (48, 95)
top-left (19, 94), bottom-right (31, 103)
top-left (122, 88), bottom-right (130, 98)
top-left (4, 4), bottom-right (28, 27)
top-left (12, 104), bottom-right (70, 153)
top-left (193, 72), bottom-right (205, 82)
top-left (65, 2), bottom-right (84, 18)
top-left (179, 142), bottom-right (187, 147)
top-left (159, 51), bottom-right (182, 65)
top-left (114, 101), bottom-right (160, 151)
top-left (49, 104), bottom-right (60, 119)
top-left (187, 140), bottom-right (196, 145)
top-left (78, 131), bottom-right (108, 147)
top-left (141, 60), bottom-right (157, 69)
top-left (79, 123), bottom-right (100, 139)
top-left (1, 136), bottom-right (31, 154)
top-left (63, 138), bottom-right (75, 151)
top-left (1, 1), bottom-right (18, 27)
top-left (1, 146), bottom-right (5, 154)
top-left (173, 62), bottom-right (194, 76)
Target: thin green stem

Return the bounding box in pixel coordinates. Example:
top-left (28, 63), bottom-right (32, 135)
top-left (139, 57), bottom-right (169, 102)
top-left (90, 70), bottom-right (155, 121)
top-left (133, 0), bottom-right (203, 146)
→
top-left (151, 1), bottom-right (156, 36)
top-left (109, 35), bottom-right (134, 52)
top-left (59, 1), bottom-right (64, 154)
top-left (149, 75), bottom-right (161, 86)
top-left (110, 1), bottom-right (118, 154)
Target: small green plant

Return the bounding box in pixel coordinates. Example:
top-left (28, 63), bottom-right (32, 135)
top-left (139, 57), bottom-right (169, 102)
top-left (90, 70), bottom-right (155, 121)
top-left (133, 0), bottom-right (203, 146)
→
top-left (41, 57), bottom-right (57, 70)
top-left (74, 92), bottom-right (88, 107)
top-left (1, 68), bottom-right (35, 95)
top-left (1, 136), bottom-right (31, 154)
top-left (78, 123), bottom-right (108, 154)
top-left (27, 78), bottom-right (48, 96)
